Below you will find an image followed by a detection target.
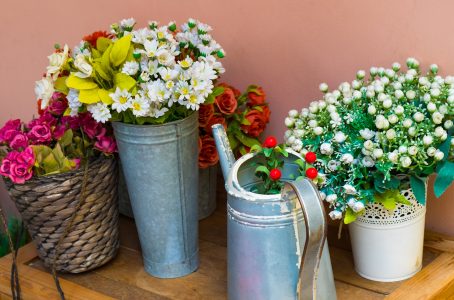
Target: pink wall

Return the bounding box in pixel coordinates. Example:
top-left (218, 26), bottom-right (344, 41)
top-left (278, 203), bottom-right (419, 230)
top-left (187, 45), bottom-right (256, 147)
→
top-left (0, 0), bottom-right (453, 233)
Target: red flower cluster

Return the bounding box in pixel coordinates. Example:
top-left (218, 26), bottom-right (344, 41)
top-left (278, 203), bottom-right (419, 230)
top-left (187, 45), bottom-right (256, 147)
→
top-left (83, 31), bottom-right (112, 47)
top-left (198, 83), bottom-right (271, 168)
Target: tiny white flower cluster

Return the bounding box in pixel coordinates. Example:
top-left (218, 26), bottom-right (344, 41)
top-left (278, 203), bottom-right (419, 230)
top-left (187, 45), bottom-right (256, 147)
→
top-left (284, 58), bottom-right (454, 220)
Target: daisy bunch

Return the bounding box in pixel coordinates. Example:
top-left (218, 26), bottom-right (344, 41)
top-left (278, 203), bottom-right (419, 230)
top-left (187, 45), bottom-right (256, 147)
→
top-left (284, 58), bottom-right (454, 223)
top-left (37, 18), bottom-right (225, 125)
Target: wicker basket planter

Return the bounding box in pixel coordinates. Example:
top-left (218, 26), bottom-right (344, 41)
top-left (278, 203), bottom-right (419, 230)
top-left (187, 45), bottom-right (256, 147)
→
top-left (5, 156), bottom-right (119, 273)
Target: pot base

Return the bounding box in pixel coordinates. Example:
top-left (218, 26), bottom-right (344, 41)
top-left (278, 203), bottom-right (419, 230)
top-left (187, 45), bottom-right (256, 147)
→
top-left (354, 266), bottom-right (422, 282)
top-left (143, 251), bottom-right (199, 279)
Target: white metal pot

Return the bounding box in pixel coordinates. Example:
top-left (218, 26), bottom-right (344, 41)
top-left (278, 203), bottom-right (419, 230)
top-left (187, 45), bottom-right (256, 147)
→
top-left (349, 189), bottom-right (426, 282)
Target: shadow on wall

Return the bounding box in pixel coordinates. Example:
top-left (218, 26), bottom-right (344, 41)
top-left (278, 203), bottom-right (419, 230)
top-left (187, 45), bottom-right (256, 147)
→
top-left (0, 179), bottom-right (20, 221)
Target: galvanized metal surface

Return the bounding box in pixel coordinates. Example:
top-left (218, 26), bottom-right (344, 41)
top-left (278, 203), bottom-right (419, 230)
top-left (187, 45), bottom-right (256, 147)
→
top-left (198, 165), bottom-right (218, 220)
top-left (118, 160), bottom-right (133, 218)
top-left (213, 124), bottom-right (336, 300)
top-left (112, 113), bottom-right (199, 279)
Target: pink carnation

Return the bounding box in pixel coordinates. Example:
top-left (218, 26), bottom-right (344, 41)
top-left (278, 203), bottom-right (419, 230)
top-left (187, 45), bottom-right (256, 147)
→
top-left (47, 93), bottom-right (68, 115)
top-left (80, 113), bottom-right (104, 139)
top-left (0, 119), bottom-right (21, 144)
top-left (28, 124), bottom-right (52, 143)
top-left (95, 136), bottom-right (117, 154)
top-left (9, 132), bottom-right (29, 150)
top-left (27, 112), bottom-right (57, 129)
top-left (0, 147), bottom-right (34, 184)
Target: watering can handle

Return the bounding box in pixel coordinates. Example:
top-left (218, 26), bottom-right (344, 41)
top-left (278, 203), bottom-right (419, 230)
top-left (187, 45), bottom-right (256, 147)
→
top-left (281, 179), bottom-right (328, 300)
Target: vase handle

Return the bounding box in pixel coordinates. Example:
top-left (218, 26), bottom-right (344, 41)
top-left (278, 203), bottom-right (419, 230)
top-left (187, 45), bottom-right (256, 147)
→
top-left (281, 179), bottom-right (328, 300)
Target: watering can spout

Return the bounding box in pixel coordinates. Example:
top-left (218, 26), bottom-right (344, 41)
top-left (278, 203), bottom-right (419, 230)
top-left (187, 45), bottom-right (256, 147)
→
top-left (212, 124), bottom-right (236, 180)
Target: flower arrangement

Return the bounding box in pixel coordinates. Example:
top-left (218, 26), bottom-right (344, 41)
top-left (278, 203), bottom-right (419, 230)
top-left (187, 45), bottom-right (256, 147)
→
top-left (0, 92), bottom-right (116, 184)
top-left (249, 136), bottom-right (322, 194)
top-left (198, 83), bottom-right (271, 168)
top-left (35, 18), bottom-right (225, 125)
top-left (284, 58), bottom-right (454, 223)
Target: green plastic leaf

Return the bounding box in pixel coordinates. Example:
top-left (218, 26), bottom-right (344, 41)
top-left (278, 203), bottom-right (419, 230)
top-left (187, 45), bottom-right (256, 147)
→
top-left (54, 76), bottom-right (69, 94)
top-left (204, 94), bottom-right (215, 104)
top-left (241, 118), bottom-right (251, 125)
top-left (294, 159), bottom-right (306, 169)
top-left (235, 131), bottom-right (260, 148)
top-left (211, 86), bottom-right (225, 97)
top-left (227, 132), bottom-right (239, 152)
top-left (250, 144), bottom-right (262, 153)
top-left (101, 45), bottom-right (113, 71)
top-left (66, 75), bottom-right (98, 90)
top-left (263, 148), bottom-right (273, 157)
top-left (110, 35), bottom-right (132, 67)
top-left (114, 73), bottom-right (136, 91)
top-left (344, 208), bottom-right (357, 224)
top-left (93, 62), bottom-right (111, 81)
top-left (434, 161), bottom-right (454, 198)
top-left (98, 89), bottom-right (113, 105)
top-left (410, 175), bottom-right (427, 205)
top-left (58, 129), bottom-right (73, 147)
top-left (79, 88), bottom-right (101, 104)
top-left (96, 37), bottom-right (112, 52)
top-left (373, 189), bottom-right (409, 211)
top-left (255, 166), bottom-right (270, 176)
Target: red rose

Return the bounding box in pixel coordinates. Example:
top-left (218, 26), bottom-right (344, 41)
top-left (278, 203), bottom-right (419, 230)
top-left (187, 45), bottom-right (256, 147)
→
top-left (261, 105), bottom-right (271, 123)
top-left (241, 110), bottom-right (267, 137)
top-left (215, 88), bottom-right (238, 115)
top-left (247, 86), bottom-right (266, 106)
top-left (199, 104), bottom-right (214, 128)
top-left (205, 114), bottom-right (226, 135)
top-left (218, 83), bottom-right (241, 98)
top-left (199, 135), bottom-right (219, 169)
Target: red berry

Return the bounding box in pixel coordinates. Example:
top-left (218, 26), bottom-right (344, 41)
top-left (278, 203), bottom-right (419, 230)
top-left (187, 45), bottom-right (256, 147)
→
top-left (269, 168), bottom-right (282, 181)
top-left (306, 168), bottom-right (318, 179)
top-left (263, 136), bottom-right (277, 148)
top-left (305, 152), bottom-right (317, 164)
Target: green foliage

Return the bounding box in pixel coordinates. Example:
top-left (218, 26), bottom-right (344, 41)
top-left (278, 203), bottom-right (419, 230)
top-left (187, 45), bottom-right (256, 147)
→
top-left (32, 141), bottom-right (78, 176)
top-left (434, 161), bottom-right (454, 197)
top-left (410, 175), bottom-right (428, 205)
top-left (374, 189), bottom-right (410, 211)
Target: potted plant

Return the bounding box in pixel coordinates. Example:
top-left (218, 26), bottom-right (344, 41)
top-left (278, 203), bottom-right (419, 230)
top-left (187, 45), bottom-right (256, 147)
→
top-left (284, 58), bottom-right (454, 281)
top-left (198, 83), bottom-right (271, 219)
top-left (0, 86), bottom-right (118, 277)
top-left (62, 18), bottom-right (225, 278)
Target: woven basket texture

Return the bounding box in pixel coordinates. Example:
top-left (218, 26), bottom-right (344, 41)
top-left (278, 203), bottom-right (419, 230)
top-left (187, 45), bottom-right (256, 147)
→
top-left (6, 156), bottom-right (119, 273)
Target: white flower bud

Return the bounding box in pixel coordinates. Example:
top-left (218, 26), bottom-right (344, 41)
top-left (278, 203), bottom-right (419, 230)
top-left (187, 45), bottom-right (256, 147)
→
top-left (334, 132), bottom-right (347, 143)
top-left (430, 64), bottom-right (439, 73)
top-left (403, 119), bottom-right (413, 128)
top-left (362, 156), bottom-right (375, 167)
top-left (395, 90), bottom-right (404, 99)
top-left (326, 194), bottom-right (338, 203)
top-left (288, 109), bottom-right (298, 118)
top-left (364, 140), bottom-right (374, 150)
top-left (432, 112), bottom-right (444, 124)
top-left (366, 90), bottom-right (375, 98)
top-left (399, 145), bottom-right (408, 153)
top-left (427, 102), bottom-right (437, 112)
top-left (340, 153), bottom-right (354, 164)
top-left (343, 97), bottom-right (352, 105)
top-left (320, 142), bottom-right (333, 155)
top-left (357, 70), bottom-right (366, 79)
top-left (318, 101), bottom-right (327, 109)
top-left (319, 83), bottom-right (329, 92)
top-left (388, 151), bottom-right (398, 163)
top-left (388, 114), bottom-right (399, 124)
top-left (287, 135), bottom-right (296, 145)
top-left (427, 147), bottom-right (436, 156)
top-left (423, 135), bottom-right (433, 146)
top-left (370, 67), bottom-right (378, 76)
top-left (383, 99), bottom-right (393, 108)
top-left (435, 126), bottom-right (446, 137)
top-left (329, 210), bottom-right (343, 220)
top-left (385, 69), bottom-right (395, 78)
top-left (381, 76), bottom-right (390, 85)
top-left (444, 120), bottom-right (453, 130)
top-left (386, 129), bottom-right (396, 140)
top-left (400, 156), bottom-right (412, 168)
top-left (408, 127), bottom-right (417, 136)
top-left (441, 132), bottom-right (448, 141)
top-left (405, 73), bottom-right (414, 82)
top-left (292, 139), bottom-right (303, 152)
top-left (319, 191), bottom-right (326, 201)
top-left (392, 62), bottom-right (401, 71)
top-left (300, 108), bottom-right (309, 117)
top-left (423, 93), bottom-right (431, 102)
top-left (393, 82), bottom-right (402, 90)
top-left (308, 120), bottom-right (318, 128)
top-left (343, 184), bottom-right (357, 194)
top-left (368, 105), bottom-right (377, 115)
top-left (352, 201), bottom-right (365, 213)
top-left (439, 105), bottom-right (448, 115)
top-left (406, 90), bottom-right (416, 99)
top-left (313, 127), bottom-right (323, 135)
top-left (394, 105), bottom-right (404, 115)
top-left (434, 150), bottom-right (445, 161)
top-left (408, 146), bottom-right (418, 156)
top-left (353, 90), bottom-right (362, 99)
top-left (285, 117), bottom-right (295, 127)
top-left (413, 112), bottom-right (425, 122)
top-left (373, 148), bottom-right (383, 159)
top-left (360, 129), bottom-right (375, 140)
top-left (352, 80), bottom-right (361, 90)
top-left (430, 88), bottom-right (441, 97)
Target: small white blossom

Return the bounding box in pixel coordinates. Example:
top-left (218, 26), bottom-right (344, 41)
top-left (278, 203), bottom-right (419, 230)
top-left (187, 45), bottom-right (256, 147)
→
top-left (435, 126), bottom-right (446, 138)
top-left (320, 143), bottom-right (333, 155)
top-left (399, 145), bottom-right (408, 153)
top-left (427, 147), bottom-right (436, 156)
top-left (388, 151), bottom-right (398, 163)
top-left (388, 114), bottom-right (399, 124)
top-left (362, 156), bottom-right (375, 167)
top-left (329, 210), bottom-right (343, 220)
top-left (383, 98), bottom-right (393, 108)
top-left (319, 83), bottom-right (329, 92)
top-left (394, 105), bottom-right (404, 115)
top-left (413, 112), bottom-right (425, 122)
top-left (313, 127), bottom-right (324, 135)
top-left (403, 119), bottom-right (413, 128)
top-left (386, 129), bottom-right (396, 140)
top-left (432, 112), bottom-right (444, 124)
top-left (363, 140), bottom-right (374, 150)
top-left (444, 120), bottom-right (453, 130)
top-left (352, 201), bottom-right (365, 213)
top-left (406, 90), bottom-right (416, 99)
top-left (408, 146), bottom-right (418, 156)
top-left (343, 184), bottom-right (357, 194)
top-left (395, 90), bottom-right (404, 99)
top-left (326, 194), bottom-right (338, 203)
top-left (368, 105), bottom-right (377, 115)
top-left (360, 128), bottom-right (375, 140)
top-left (408, 127), bottom-right (417, 136)
top-left (87, 103), bottom-right (111, 123)
top-left (122, 61), bottom-right (139, 75)
top-left (423, 135), bottom-right (433, 146)
top-left (400, 156), bottom-right (412, 168)
top-left (334, 132), bottom-right (347, 143)
top-left (427, 102), bottom-right (437, 112)
top-left (340, 153), bottom-right (354, 164)
top-left (373, 148), bottom-right (384, 159)
top-left (284, 117), bottom-right (295, 127)
top-left (434, 150), bottom-right (445, 161)
top-left (288, 109), bottom-right (298, 118)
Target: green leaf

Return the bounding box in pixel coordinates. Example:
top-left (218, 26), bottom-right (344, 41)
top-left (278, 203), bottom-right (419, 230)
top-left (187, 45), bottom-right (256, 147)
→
top-left (434, 161), bottom-right (454, 198)
top-left (344, 208), bottom-right (357, 224)
top-left (410, 175), bottom-right (427, 205)
top-left (58, 129), bottom-right (73, 147)
top-left (241, 118), bottom-right (251, 125)
top-left (263, 148), bottom-right (273, 157)
top-left (234, 131), bottom-right (261, 148)
top-left (66, 75), bottom-right (98, 90)
top-left (101, 45), bottom-right (113, 71)
top-left (294, 159), bottom-right (306, 169)
top-left (250, 144), bottom-right (262, 153)
top-left (227, 132), bottom-right (240, 152)
top-left (93, 62), bottom-right (111, 81)
top-left (114, 73), bottom-right (136, 91)
top-left (96, 37), bottom-right (112, 52)
top-left (255, 166), bottom-right (270, 176)
top-left (110, 35), bottom-right (132, 67)
top-left (54, 76), bottom-right (69, 94)
top-left (211, 86), bottom-right (225, 97)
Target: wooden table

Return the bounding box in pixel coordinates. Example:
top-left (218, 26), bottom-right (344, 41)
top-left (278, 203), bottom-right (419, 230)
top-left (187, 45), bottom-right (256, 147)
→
top-left (1, 187), bottom-right (454, 299)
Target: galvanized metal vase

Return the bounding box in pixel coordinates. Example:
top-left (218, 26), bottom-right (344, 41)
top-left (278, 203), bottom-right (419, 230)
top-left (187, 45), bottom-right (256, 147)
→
top-left (112, 112), bottom-right (199, 279)
top-left (198, 165), bottom-right (218, 220)
top-left (213, 124), bottom-right (337, 300)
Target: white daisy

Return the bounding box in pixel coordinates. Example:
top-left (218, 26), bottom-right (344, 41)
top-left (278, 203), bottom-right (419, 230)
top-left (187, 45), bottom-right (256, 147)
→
top-left (122, 61), bottom-right (140, 76)
top-left (110, 87), bottom-right (132, 112)
top-left (131, 96), bottom-right (150, 117)
top-left (88, 103), bottom-right (111, 123)
top-left (159, 67), bottom-right (179, 81)
top-left (176, 81), bottom-right (192, 100)
top-left (120, 18), bottom-right (136, 30)
top-left (148, 80), bottom-right (170, 102)
top-left (144, 39), bottom-right (159, 58)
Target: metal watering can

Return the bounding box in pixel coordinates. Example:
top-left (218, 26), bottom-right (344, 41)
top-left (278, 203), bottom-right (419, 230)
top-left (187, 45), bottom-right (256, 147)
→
top-left (212, 124), bottom-right (337, 300)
